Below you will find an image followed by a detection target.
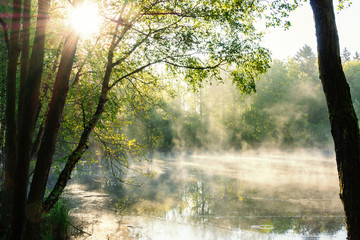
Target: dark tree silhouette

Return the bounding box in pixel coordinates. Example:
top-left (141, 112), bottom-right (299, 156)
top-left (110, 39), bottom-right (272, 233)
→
top-left (310, 0), bottom-right (360, 239)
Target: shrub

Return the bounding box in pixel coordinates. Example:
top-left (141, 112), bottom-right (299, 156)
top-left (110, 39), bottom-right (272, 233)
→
top-left (40, 198), bottom-right (71, 240)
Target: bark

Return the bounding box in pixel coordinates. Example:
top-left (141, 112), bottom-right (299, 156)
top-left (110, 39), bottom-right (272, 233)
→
top-left (1, 0), bottom-right (21, 235)
top-left (42, 39), bottom-right (118, 214)
top-left (42, 18), bottom-right (128, 214)
top-left (30, 41), bottom-right (62, 160)
top-left (24, 30), bottom-right (79, 240)
top-left (17, 0), bottom-right (31, 130)
top-left (30, 123), bottom-right (44, 160)
top-left (42, 53), bottom-right (113, 214)
top-left (0, 112), bottom-right (5, 161)
top-left (9, 0), bottom-right (50, 238)
top-left (0, 26), bottom-right (6, 189)
top-left (0, 97), bottom-right (5, 179)
top-left (310, 1), bottom-right (360, 239)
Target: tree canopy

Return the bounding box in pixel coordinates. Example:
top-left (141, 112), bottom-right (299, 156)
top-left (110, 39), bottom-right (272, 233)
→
top-left (2, 0), bottom-right (359, 238)
top-left (0, 0), bottom-right (303, 238)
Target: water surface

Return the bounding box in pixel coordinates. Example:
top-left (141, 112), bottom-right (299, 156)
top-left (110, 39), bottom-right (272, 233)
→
top-left (69, 151), bottom-right (346, 239)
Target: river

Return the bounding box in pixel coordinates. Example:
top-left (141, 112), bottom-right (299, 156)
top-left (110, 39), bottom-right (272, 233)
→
top-left (65, 151), bottom-right (346, 239)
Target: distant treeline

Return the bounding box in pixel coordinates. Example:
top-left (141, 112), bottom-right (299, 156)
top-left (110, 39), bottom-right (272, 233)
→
top-left (123, 45), bottom-right (360, 152)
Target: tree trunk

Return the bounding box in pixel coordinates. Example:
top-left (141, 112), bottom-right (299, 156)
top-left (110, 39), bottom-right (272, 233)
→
top-left (0, 20), bottom-right (7, 231)
top-left (2, 0), bottom-right (21, 235)
top-left (18, 0), bottom-right (31, 129)
top-left (42, 54), bottom-right (113, 214)
top-left (41, 18), bottom-right (128, 214)
top-left (24, 30), bottom-right (79, 239)
top-left (30, 41), bottom-right (63, 160)
top-left (9, 0), bottom-right (51, 238)
top-left (310, 1), bottom-right (360, 239)
top-left (42, 39), bottom-right (118, 214)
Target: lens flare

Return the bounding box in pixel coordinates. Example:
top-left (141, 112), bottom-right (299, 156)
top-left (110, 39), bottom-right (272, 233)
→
top-left (70, 3), bottom-right (101, 37)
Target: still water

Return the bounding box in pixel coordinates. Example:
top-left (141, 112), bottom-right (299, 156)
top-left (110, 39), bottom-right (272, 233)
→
top-left (70, 151), bottom-right (346, 239)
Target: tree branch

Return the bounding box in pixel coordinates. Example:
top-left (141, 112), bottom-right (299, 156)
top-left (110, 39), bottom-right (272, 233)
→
top-left (111, 15), bottom-right (186, 68)
top-left (110, 56), bottom-right (223, 90)
top-left (103, 15), bottom-right (131, 28)
top-left (128, 77), bottom-right (147, 101)
top-left (163, 60), bottom-right (223, 70)
top-left (66, 219), bottom-right (92, 236)
top-left (42, 13), bottom-right (123, 214)
top-left (109, 59), bottom-right (164, 89)
top-left (140, 12), bottom-right (181, 16)
top-left (112, 35), bottom-right (150, 67)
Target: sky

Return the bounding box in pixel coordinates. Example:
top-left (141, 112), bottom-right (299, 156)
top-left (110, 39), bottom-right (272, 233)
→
top-left (261, 1), bottom-right (360, 60)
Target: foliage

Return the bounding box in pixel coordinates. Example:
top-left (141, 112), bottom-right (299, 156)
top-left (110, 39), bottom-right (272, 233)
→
top-left (131, 45), bottom-right (339, 152)
top-left (41, 0), bottom-right (281, 176)
top-left (344, 60), bottom-right (360, 116)
top-left (342, 47), bottom-right (351, 63)
top-left (1, 0), bottom-right (356, 237)
top-left (354, 52), bottom-right (360, 61)
top-left (40, 198), bottom-right (72, 240)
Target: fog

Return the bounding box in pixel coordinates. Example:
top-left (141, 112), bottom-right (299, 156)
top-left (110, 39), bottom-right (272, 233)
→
top-left (62, 51), bottom-right (357, 239)
top-left (125, 151), bottom-right (343, 239)
top-left (65, 150), bottom-right (345, 239)
top-left (148, 150), bottom-right (338, 188)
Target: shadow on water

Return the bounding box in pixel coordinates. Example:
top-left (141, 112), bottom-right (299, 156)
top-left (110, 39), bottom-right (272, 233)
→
top-left (68, 151), bottom-right (346, 239)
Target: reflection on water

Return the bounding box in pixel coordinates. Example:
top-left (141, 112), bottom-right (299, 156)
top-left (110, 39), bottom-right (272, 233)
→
top-left (122, 216), bottom-right (346, 240)
top-left (108, 151), bottom-right (346, 239)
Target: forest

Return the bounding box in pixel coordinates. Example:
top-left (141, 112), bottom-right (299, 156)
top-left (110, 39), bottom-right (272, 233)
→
top-left (134, 45), bottom-right (360, 152)
top-left (129, 45), bottom-right (360, 152)
top-left (1, 0), bottom-right (360, 239)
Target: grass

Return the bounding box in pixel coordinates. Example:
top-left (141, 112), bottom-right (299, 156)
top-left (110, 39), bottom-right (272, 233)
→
top-left (40, 198), bottom-right (71, 240)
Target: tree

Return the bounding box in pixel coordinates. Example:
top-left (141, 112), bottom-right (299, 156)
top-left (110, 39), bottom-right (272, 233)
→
top-left (294, 44), bottom-right (317, 78)
top-left (310, 0), bottom-right (360, 239)
top-left (354, 51), bottom-right (360, 60)
top-left (0, 0), bottom-right (274, 239)
top-left (342, 47), bottom-right (351, 63)
top-left (3, 0), bottom-right (21, 235)
top-left (0, 0), bottom-right (10, 232)
top-left (344, 60), bottom-right (360, 116)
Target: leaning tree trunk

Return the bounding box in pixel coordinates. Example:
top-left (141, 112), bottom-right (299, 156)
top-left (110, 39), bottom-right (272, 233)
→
top-left (24, 30), bottom-right (79, 240)
top-left (42, 46), bottom-right (115, 214)
top-left (42, 19), bottom-right (127, 214)
top-left (310, 0), bottom-right (360, 239)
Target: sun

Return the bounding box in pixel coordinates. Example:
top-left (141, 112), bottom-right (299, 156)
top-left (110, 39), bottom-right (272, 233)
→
top-left (70, 3), bottom-right (102, 37)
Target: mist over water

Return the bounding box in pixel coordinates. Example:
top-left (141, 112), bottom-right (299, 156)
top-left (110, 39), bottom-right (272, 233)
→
top-left (66, 150), bottom-right (346, 239)
top-left (149, 150), bottom-right (338, 188)
top-left (64, 51), bottom-right (359, 239)
top-left (130, 151), bottom-right (345, 239)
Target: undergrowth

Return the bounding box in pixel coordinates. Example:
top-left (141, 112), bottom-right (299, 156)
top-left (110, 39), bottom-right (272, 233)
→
top-left (40, 198), bottom-right (72, 240)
